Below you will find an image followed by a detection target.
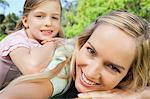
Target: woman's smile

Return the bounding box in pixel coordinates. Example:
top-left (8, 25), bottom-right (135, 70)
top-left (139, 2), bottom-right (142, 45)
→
top-left (80, 68), bottom-right (99, 87)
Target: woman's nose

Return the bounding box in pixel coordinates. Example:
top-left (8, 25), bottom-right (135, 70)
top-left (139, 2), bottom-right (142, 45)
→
top-left (86, 60), bottom-right (103, 80)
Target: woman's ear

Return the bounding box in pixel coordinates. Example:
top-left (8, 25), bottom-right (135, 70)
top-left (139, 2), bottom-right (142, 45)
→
top-left (22, 16), bottom-right (29, 28)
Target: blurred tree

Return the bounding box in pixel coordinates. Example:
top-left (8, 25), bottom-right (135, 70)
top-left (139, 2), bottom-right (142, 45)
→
top-left (0, 0), bottom-right (9, 37)
top-left (63, 0), bottom-right (150, 38)
top-left (3, 13), bottom-right (19, 34)
top-left (61, 0), bottom-right (78, 37)
top-left (0, 13), bottom-right (5, 23)
top-left (62, 0), bottom-right (77, 26)
top-left (0, 13), bottom-right (19, 35)
top-left (0, 13), bottom-right (5, 36)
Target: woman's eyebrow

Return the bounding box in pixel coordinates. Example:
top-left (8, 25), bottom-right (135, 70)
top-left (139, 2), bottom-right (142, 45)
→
top-left (113, 63), bottom-right (125, 71)
top-left (87, 42), bottom-right (96, 53)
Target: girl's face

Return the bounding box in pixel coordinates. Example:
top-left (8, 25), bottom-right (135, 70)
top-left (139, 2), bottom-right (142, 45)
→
top-left (22, 0), bottom-right (61, 42)
top-left (75, 24), bottom-right (136, 92)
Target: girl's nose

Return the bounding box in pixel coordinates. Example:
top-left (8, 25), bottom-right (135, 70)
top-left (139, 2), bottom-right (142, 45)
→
top-left (45, 17), bottom-right (52, 27)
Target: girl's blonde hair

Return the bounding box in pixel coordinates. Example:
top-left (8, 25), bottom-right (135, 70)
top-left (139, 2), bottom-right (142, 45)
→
top-left (16, 0), bottom-right (64, 37)
top-left (1, 10), bottom-right (150, 93)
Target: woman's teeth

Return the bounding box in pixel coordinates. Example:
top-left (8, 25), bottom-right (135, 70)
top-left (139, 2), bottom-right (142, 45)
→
top-left (81, 73), bottom-right (96, 85)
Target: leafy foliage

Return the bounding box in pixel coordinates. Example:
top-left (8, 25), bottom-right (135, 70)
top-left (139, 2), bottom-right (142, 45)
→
top-left (0, 14), bottom-right (5, 23)
top-left (63, 0), bottom-right (150, 38)
top-left (0, 13), bottom-right (19, 35)
top-left (0, 0), bottom-right (17, 40)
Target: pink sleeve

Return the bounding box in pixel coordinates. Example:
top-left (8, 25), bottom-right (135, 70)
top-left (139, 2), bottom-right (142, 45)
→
top-left (1, 35), bottom-right (30, 57)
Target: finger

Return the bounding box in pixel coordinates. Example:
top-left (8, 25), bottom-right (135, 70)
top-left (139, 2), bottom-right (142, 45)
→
top-left (78, 91), bottom-right (118, 98)
top-left (78, 93), bottom-right (92, 99)
top-left (41, 39), bottom-right (56, 44)
top-left (41, 40), bottom-right (47, 44)
top-left (54, 39), bottom-right (67, 47)
top-left (53, 38), bottom-right (66, 42)
top-left (41, 40), bottom-right (52, 44)
top-left (78, 93), bottom-right (111, 99)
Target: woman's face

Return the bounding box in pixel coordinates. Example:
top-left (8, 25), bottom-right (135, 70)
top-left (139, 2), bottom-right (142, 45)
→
top-left (75, 24), bottom-right (136, 92)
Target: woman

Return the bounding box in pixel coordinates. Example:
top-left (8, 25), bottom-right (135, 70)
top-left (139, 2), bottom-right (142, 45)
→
top-left (0, 10), bottom-right (150, 99)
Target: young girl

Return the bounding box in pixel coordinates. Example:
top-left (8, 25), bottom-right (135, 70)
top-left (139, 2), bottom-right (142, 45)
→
top-left (0, 10), bottom-right (149, 99)
top-left (0, 0), bottom-right (64, 89)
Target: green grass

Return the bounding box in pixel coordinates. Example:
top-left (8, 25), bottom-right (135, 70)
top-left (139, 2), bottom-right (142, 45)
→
top-left (0, 34), bottom-right (7, 41)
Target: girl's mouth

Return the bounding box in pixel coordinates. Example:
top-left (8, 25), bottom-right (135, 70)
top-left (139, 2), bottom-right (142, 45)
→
top-left (41, 30), bottom-right (53, 35)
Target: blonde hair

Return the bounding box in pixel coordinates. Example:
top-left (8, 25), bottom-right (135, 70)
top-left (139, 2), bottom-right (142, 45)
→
top-left (16, 0), bottom-right (64, 37)
top-left (1, 10), bottom-right (150, 93)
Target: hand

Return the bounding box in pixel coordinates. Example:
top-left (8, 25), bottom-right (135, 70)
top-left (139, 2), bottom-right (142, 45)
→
top-left (78, 89), bottom-right (140, 99)
top-left (78, 91), bottom-right (124, 99)
top-left (41, 38), bottom-right (66, 47)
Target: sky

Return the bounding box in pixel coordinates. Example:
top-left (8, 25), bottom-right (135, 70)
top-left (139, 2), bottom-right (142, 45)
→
top-left (0, 0), bottom-right (75, 16)
top-left (0, 0), bottom-right (25, 16)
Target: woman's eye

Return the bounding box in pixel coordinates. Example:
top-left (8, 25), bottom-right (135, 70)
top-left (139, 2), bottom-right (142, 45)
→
top-left (87, 47), bottom-right (95, 55)
top-left (107, 64), bottom-right (120, 73)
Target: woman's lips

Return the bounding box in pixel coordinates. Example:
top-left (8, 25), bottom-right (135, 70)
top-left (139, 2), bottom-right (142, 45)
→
top-left (80, 69), bottom-right (100, 87)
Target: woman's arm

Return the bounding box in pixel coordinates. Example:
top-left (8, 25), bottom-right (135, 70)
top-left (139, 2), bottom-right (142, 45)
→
top-left (78, 88), bottom-right (150, 99)
top-left (139, 87), bottom-right (150, 98)
top-left (0, 79), bottom-right (52, 99)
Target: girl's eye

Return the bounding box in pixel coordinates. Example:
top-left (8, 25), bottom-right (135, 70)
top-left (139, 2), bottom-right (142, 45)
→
top-left (86, 47), bottom-right (95, 55)
top-left (36, 15), bottom-right (44, 18)
top-left (107, 64), bottom-right (120, 73)
top-left (52, 16), bottom-right (59, 20)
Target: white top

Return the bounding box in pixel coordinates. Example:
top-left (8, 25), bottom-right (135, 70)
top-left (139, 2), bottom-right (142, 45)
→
top-left (44, 39), bottom-right (75, 97)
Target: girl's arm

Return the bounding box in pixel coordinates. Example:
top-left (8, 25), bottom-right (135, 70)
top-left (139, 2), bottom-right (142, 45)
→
top-left (9, 41), bottom-right (56, 74)
top-left (0, 79), bottom-right (52, 99)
